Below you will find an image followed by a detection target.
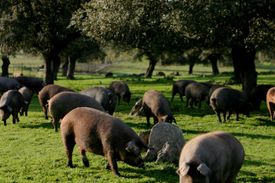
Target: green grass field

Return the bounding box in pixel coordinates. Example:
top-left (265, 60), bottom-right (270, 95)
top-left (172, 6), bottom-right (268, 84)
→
top-left (0, 57), bottom-right (274, 182)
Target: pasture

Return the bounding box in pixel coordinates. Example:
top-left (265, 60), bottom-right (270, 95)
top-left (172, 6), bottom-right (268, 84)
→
top-left (0, 57), bottom-right (275, 182)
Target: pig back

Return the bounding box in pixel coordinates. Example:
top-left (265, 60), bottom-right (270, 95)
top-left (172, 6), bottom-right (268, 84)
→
top-left (49, 92), bottom-right (105, 120)
top-left (179, 131), bottom-right (244, 182)
top-left (0, 77), bottom-right (20, 93)
top-left (143, 90), bottom-right (172, 116)
top-left (0, 90), bottom-right (25, 109)
top-left (61, 107), bottom-right (142, 154)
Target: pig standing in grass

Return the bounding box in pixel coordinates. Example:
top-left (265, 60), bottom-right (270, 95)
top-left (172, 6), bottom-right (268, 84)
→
top-left (177, 131), bottom-right (244, 183)
top-left (130, 90), bottom-right (176, 127)
top-left (266, 87), bottom-right (275, 120)
top-left (80, 86), bottom-right (117, 115)
top-left (171, 80), bottom-right (196, 103)
top-left (210, 87), bottom-right (250, 122)
top-left (38, 84), bottom-right (74, 119)
top-left (15, 76), bottom-right (45, 94)
top-left (18, 86), bottom-right (33, 116)
top-left (109, 81), bottom-right (131, 105)
top-left (185, 82), bottom-right (209, 108)
top-left (48, 92), bottom-right (105, 132)
top-left (0, 90), bottom-right (25, 125)
top-left (0, 77), bottom-right (20, 93)
top-left (61, 107), bottom-right (148, 176)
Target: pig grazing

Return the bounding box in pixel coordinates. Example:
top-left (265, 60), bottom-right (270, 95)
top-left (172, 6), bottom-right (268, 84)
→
top-left (48, 92), bottom-right (105, 132)
top-left (210, 87), bottom-right (250, 122)
top-left (250, 84), bottom-right (274, 110)
top-left (0, 90), bottom-right (25, 125)
top-left (61, 107), bottom-right (147, 176)
top-left (177, 131), bottom-right (244, 183)
top-left (80, 86), bottom-right (117, 115)
top-left (18, 86), bottom-right (33, 116)
top-left (185, 82), bottom-right (209, 108)
top-left (144, 122), bottom-right (184, 164)
top-left (109, 81), bottom-right (131, 105)
top-left (130, 90), bottom-right (176, 127)
top-left (266, 87), bottom-right (275, 120)
top-left (15, 76), bottom-right (46, 94)
top-left (0, 77), bottom-right (20, 93)
top-left (38, 84), bottom-right (74, 119)
top-left (171, 80), bottom-right (196, 103)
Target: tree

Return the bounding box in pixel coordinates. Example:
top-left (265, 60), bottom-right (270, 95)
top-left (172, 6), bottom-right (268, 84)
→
top-left (72, 0), bottom-right (186, 78)
top-left (0, 0), bottom-right (88, 84)
top-left (60, 36), bottom-right (105, 79)
top-left (173, 0), bottom-right (275, 93)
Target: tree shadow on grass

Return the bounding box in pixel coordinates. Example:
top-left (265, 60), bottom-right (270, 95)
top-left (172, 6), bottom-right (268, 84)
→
top-left (121, 164), bottom-right (178, 182)
top-left (20, 121), bottom-right (54, 129)
top-left (255, 117), bottom-right (275, 127)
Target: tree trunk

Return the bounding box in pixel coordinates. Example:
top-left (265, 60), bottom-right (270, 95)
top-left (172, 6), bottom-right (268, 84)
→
top-left (145, 53), bottom-right (157, 78)
top-left (62, 56), bottom-right (69, 76)
top-left (231, 44), bottom-right (257, 94)
top-left (53, 56), bottom-right (61, 80)
top-left (188, 61), bottom-right (195, 74)
top-left (231, 45), bottom-right (242, 83)
top-left (67, 56), bottom-right (76, 79)
top-left (209, 53), bottom-right (220, 75)
top-left (1, 55), bottom-right (10, 77)
top-left (43, 54), bottom-right (55, 84)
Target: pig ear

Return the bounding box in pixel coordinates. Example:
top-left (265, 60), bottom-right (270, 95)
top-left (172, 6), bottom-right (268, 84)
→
top-left (197, 163), bottom-right (211, 176)
top-left (177, 163), bottom-right (190, 176)
top-left (125, 141), bottom-right (140, 155)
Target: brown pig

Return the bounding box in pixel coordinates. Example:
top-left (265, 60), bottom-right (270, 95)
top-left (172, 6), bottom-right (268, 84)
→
top-left (61, 107), bottom-right (148, 176)
top-left (130, 90), bottom-right (176, 127)
top-left (177, 131), bottom-right (244, 183)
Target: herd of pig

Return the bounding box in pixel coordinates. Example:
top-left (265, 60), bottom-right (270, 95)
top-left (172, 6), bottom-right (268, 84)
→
top-left (0, 75), bottom-right (275, 182)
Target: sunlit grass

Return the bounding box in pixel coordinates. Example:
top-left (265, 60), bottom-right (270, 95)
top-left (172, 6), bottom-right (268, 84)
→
top-left (0, 57), bottom-right (274, 182)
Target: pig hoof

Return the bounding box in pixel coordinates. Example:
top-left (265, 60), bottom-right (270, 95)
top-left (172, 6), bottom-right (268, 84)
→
top-left (82, 158), bottom-right (89, 167)
top-left (67, 164), bottom-right (75, 168)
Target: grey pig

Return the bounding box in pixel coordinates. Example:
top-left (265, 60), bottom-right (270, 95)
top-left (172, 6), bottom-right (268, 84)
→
top-left (177, 131), bottom-right (244, 183)
top-left (48, 92), bottom-right (105, 132)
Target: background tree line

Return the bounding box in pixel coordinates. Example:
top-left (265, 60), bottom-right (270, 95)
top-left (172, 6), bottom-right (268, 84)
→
top-left (1, 0), bottom-right (275, 94)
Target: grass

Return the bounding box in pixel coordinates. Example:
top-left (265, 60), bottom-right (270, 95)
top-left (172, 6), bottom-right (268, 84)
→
top-left (0, 58), bottom-right (274, 182)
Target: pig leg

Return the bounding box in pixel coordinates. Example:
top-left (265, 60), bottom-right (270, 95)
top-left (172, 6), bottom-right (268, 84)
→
top-left (186, 97), bottom-right (190, 107)
top-left (106, 149), bottom-right (120, 176)
top-left (223, 112), bottom-right (227, 122)
top-left (64, 135), bottom-right (75, 168)
top-left (236, 112), bottom-right (239, 121)
top-left (146, 116), bottom-right (150, 127)
top-left (3, 119), bottom-right (6, 126)
top-left (12, 113), bottom-right (16, 124)
top-left (227, 111), bottom-right (232, 120)
top-left (52, 117), bottom-right (59, 132)
top-left (80, 149), bottom-right (89, 167)
top-left (216, 111), bottom-right (222, 122)
top-left (42, 105), bottom-right (48, 120)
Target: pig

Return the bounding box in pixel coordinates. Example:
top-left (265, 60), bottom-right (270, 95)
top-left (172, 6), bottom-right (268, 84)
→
top-left (109, 81), bottom-right (131, 105)
top-left (130, 90), bottom-right (176, 127)
top-left (250, 84), bottom-right (274, 110)
top-left (18, 86), bottom-right (33, 116)
top-left (177, 131), bottom-right (244, 183)
top-left (210, 87), bottom-right (250, 122)
top-left (38, 84), bottom-right (74, 119)
top-left (0, 77), bottom-right (20, 93)
top-left (144, 122), bottom-right (184, 164)
top-left (266, 87), bottom-right (275, 120)
top-left (80, 86), bottom-right (117, 115)
top-left (48, 92), bottom-right (105, 132)
top-left (206, 84), bottom-right (225, 105)
top-left (61, 107), bottom-right (148, 176)
top-left (171, 80), bottom-right (196, 103)
top-left (0, 90), bottom-right (25, 125)
top-left (15, 76), bottom-right (46, 94)
top-left (185, 82), bottom-right (209, 108)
